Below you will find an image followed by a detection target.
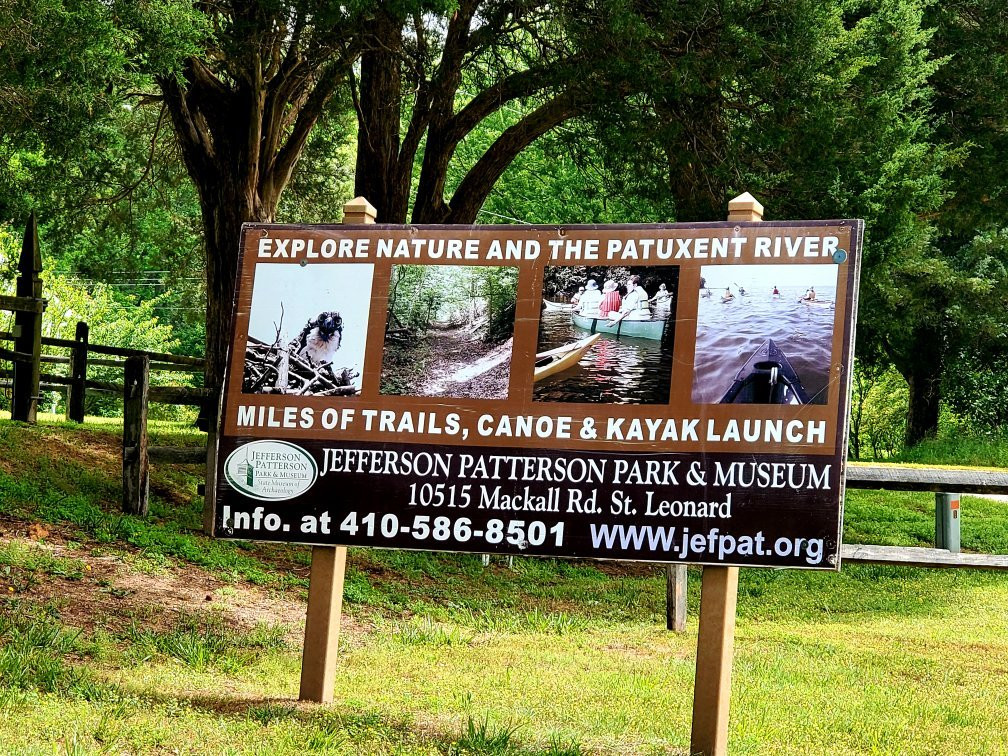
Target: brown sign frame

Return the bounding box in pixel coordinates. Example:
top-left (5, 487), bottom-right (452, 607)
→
top-left (214, 220), bottom-right (862, 570)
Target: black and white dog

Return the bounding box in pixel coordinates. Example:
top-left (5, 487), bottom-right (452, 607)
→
top-left (291, 311), bottom-right (343, 365)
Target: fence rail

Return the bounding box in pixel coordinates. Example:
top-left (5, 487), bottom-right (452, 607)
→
top-left (0, 214), bottom-right (211, 519)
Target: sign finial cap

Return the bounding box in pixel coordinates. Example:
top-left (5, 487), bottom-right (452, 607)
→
top-left (727, 192), bottom-right (764, 222)
top-left (342, 196), bottom-right (378, 224)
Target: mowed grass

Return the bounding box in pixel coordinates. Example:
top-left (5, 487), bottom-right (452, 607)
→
top-left (0, 418), bottom-right (1006, 754)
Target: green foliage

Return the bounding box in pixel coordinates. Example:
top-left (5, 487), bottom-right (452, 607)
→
top-left (32, 272), bottom-right (192, 418)
top-left (387, 265), bottom-right (518, 344)
top-left (394, 617), bottom-right (473, 647)
top-left (892, 433), bottom-right (1008, 470)
top-left (856, 366), bottom-right (909, 460)
top-left (276, 98), bottom-right (357, 224)
top-left (0, 604), bottom-right (94, 696)
top-left (452, 716), bottom-right (522, 755)
top-left (939, 229), bottom-right (1008, 433)
top-left (124, 614), bottom-right (289, 672)
top-left (0, 541), bottom-right (87, 585)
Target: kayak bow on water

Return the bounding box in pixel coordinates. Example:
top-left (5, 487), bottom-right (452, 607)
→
top-left (719, 338), bottom-right (812, 405)
top-left (534, 333), bottom-right (602, 382)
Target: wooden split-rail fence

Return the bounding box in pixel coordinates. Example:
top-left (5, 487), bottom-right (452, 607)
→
top-left (0, 213), bottom-right (212, 518)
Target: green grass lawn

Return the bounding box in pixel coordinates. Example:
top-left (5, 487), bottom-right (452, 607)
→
top-left (0, 418), bottom-right (1006, 754)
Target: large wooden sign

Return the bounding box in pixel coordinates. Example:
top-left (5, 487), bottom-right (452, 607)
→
top-left (215, 220), bottom-right (861, 569)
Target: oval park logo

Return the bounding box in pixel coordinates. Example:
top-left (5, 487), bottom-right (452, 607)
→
top-left (224, 441), bottom-right (318, 501)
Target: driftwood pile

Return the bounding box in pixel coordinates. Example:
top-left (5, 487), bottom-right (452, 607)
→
top-left (242, 335), bottom-right (359, 395)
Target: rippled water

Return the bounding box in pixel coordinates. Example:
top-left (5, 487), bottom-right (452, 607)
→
top-left (692, 286), bottom-right (837, 404)
top-left (533, 310), bottom-right (674, 404)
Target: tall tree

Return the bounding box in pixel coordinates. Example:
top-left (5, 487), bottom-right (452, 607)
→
top-left (4, 0), bottom-right (959, 408)
top-left (891, 0), bottom-right (1008, 444)
top-left (564, 1), bottom-right (961, 446)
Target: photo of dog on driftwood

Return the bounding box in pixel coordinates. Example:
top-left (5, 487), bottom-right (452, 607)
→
top-left (241, 263), bottom-right (373, 396)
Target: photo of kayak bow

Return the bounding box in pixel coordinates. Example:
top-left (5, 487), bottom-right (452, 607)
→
top-left (533, 333), bottom-right (601, 382)
top-left (719, 338), bottom-right (812, 405)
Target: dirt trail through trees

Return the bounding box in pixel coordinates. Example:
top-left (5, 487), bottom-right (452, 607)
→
top-left (419, 327), bottom-right (513, 398)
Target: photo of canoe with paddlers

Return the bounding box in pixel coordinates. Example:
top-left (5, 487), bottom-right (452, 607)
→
top-left (692, 263), bottom-right (839, 405)
top-left (534, 265), bottom-right (679, 404)
top-left (242, 263), bottom-right (373, 396)
top-left (380, 264), bottom-right (517, 399)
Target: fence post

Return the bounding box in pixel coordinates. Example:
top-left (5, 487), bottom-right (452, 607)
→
top-left (666, 564), bottom-right (688, 632)
top-left (123, 355), bottom-right (150, 516)
top-left (66, 321), bottom-right (89, 423)
top-left (12, 212), bottom-right (44, 423)
top-left (298, 196), bottom-right (376, 704)
top-left (690, 192), bottom-right (762, 756)
top-left (202, 391), bottom-right (220, 535)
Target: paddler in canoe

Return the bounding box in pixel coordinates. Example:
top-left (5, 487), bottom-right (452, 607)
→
top-left (533, 333), bottom-right (602, 382)
top-left (651, 283), bottom-right (672, 317)
top-left (600, 278), bottom-right (622, 318)
top-left (611, 275), bottom-right (651, 320)
top-left (721, 287), bottom-right (734, 303)
top-left (576, 279), bottom-right (603, 316)
top-left (801, 286), bottom-right (816, 302)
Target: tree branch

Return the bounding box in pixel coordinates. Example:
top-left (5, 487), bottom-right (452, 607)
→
top-left (157, 71), bottom-right (217, 182)
top-left (83, 104), bottom-right (168, 208)
top-left (446, 93), bottom-right (584, 223)
top-left (399, 2), bottom-right (478, 185)
top-left (263, 59), bottom-right (350, 207)
top-left (413, 64), bottom-right (565, 222)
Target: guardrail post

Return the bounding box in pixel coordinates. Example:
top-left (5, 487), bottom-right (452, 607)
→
top-left (299, 196), bottom-right (376, 703)
top-left (935, 492), bottom-right (961, 553)
top-left (67, 321), bottom-right (89, 423)
top-left (123, 355), bottom-right (150, 516)
top-left (12, 212), bottom-right (44, 423)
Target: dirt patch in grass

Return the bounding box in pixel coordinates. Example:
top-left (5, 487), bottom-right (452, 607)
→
top-left (0, 516), bottom-right (321, 642)
top-left (16, 426), bottom-right (121, 474)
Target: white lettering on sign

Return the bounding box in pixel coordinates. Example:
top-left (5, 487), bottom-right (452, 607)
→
top-left (753, 235), bottom-right (838, 258)
top-left (258, 237), bottom-right (369, 258)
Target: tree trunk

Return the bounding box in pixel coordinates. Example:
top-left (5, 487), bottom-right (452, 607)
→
top-left (201, 190), bottom-right (272, 394)
top-left (905, 367), bottom-right (941, 447)
top-left (901, 326), bottom-right (943, 447)
top-left (353, 11), bottom-right (407, 222)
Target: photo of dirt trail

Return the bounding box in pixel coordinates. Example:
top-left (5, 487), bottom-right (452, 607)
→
top-left (380, 264), bottom-right (517, 399)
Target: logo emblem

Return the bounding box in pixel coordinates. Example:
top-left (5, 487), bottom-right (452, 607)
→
top-left (224, 441), bottom-right (317, 501)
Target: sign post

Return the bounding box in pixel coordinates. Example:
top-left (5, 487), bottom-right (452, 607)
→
top-left (299, 197), bottom-right (377, 703)
top-left (935, 492), bottom-right (961, 553)
top-left (689, 192), bottom-right (761, 756)
top-left (213, 196), bottom-right (861, 715)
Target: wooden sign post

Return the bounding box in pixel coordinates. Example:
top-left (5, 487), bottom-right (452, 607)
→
top-left (298, 196), bottom-right (377, 703)
top-left (689, 192), bottom-right (763, 755)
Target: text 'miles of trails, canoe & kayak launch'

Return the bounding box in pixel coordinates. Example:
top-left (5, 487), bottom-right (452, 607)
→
top-left (216, 221), bottom-right (862, 570)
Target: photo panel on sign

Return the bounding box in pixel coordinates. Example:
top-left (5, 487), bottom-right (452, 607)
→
top-left (692, 263), bottom-right (839, 405)
top-left (243, 262), bottom-right (374, 396)
top-left (379, 264), bottom-right (518, 400)
top-left (534, 264), bottom-right (679, 404)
